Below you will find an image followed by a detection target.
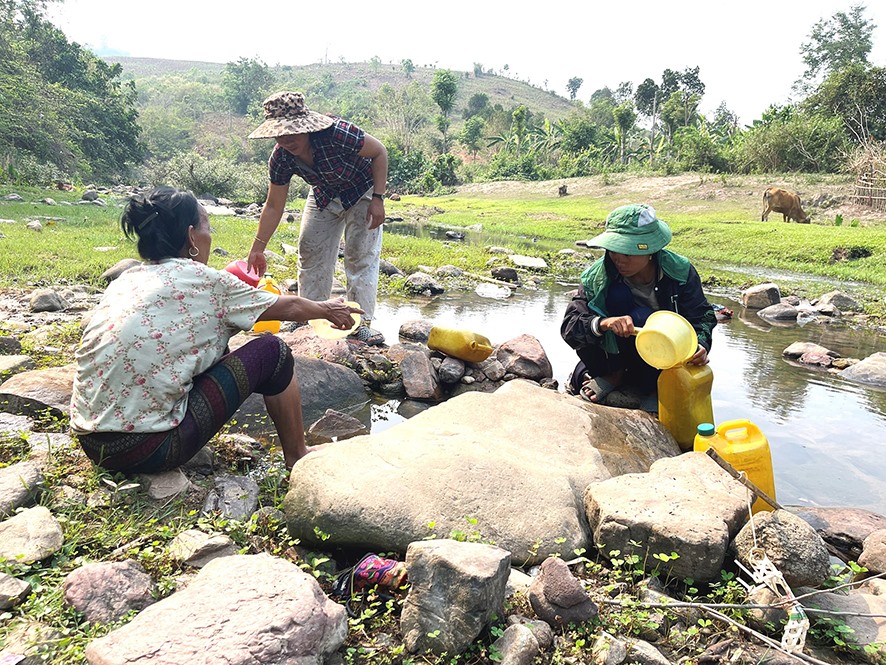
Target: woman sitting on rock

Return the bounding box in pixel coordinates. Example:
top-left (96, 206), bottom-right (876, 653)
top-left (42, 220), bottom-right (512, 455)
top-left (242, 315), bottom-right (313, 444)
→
top-left (561, 204), bottom-right (716, 411)
top-left (70, 186), bottom-right (361, 472)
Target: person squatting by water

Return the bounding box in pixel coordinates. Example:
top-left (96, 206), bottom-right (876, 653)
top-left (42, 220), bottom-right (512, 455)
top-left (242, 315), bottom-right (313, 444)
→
top-left (247, 91), bottom-right (388, 345)
top-left (561, 204), bottom-right (716, 412)
top-left (69, 186), bottom-right (362, 472)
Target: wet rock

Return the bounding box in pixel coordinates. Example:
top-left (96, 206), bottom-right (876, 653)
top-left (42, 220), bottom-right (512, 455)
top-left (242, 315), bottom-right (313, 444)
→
top-left (0, 506), bottom-right (64, 564)
top-left (85, 554), bottom-right (347, 665)
top-left (840, 352), bottom-right (886, 388)
top-left (798, 351), bottom-right (833, 367)
top-left (757, 302), bottom-right (798, 321)
top-left (733, 510), bottom-right (830, 587)
top-left (398, 319), bottom-right (433, 343)
top-left (306, 408), bottom-right (369, 444)
top-left (814, 301), bottom-right (840, 316)
top-left (438, 356), bottom-right (466, 384)
top-left (491, 266), bottom-right (520, 283)
top-left (401, 539), bottom-right (510, 656)
top-left (404, 271), bottom-right (444, 295)
top-left (528, 557), bottom-right (597, 626)
top-left (741, 282), bottom-right (781, 309)
top-left (783, 341), bottom-right (838, 359)
top-left (62, 560), bottom-right (155, 623)
top-left (475, 283), bottom-right (512, 299)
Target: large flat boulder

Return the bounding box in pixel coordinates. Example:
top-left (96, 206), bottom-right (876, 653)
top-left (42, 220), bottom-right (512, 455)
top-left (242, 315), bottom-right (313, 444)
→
top-left (284, 380), bottom-right (680, 564)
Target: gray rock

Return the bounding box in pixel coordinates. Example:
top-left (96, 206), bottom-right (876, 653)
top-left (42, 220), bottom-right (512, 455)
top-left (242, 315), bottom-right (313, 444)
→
top-left (841, 352), bottom-right (886, 388)
top-left (404, 271), bottom-right (444, 295)
top-left (81, 190), bottom-right (99, 201)
top-left (306, 408), bottom-right (369, 444)
top-left (495, 335), bottom-right (552, 381)
top-left (0, 364), bottom-right (76, 420)
top-left (787, 506), bottom-right (886, 561)
top-left (492, 624), bottom-right (539, 665)
top-left (400, 349), bottom-right (444, 401)
top-left (84, 554), bottom-right (347, 665)
top-left (0, 335), bottom-right (23, 354)
top-left (201, 475), bottom-right (260, 521)
top-left (505, 568), bottom-right (533, 597)
top-left (398, 319), bottom-right (433, 342)
top-left (29, 289), bottom-right (69, 313)
top-left (506, 615), bottom-right (553, 648)
top-left (741, 282), bottom-right (781, 309)
top-left (0, 620), bottom-right (62, 663)
top-left (798, 580), bottom-right (886, 662)
top-left (0, 355), bottom-right (37, 381)
top-left (401, 539), bottom-right (510, 656)
top-left (0, 505), bottom-right (64, 564)
top-left (733, 510), bottom-right (830, 587)
top-left (591, 632), bottom-right (627, 665)
top-left (285, 380), bottom-right (679, 564)
top-left (0, 571), bottom-right (31, 609)
top-left (859, 528), bottom-right (886, 574)
top-left (487, 246), bottom-right (510, 254)
top-left (757, 302), bottom-right (798, 321)
top-left (379, 258), bottom-right (403, 276)
top-left (99, 258), bottom-right (142, 283)
top-left (475, 283), bottom-right (512, 299)
top-left (26, 220), bottom-right (43, 232)
top-left (509, 255), bottom-right (547, 271)
top-left (798, 350), bottom-right (834, 367)
top-left (142, 469), bottom-right (192, 500)
top-left (585, 452), bottom-right (748, 582)
top-left (0, 461), bottom-right (44, 518)
top-left (62, 560), bottom-right (155, 623)
top-left (436, 264), bottom-right (463, 277)
top-left (624, 638), bottom-right (672, 665)
top-left (491, 266), bottom-right (520, 283)
top-left (528, 557), bottom-right (597, 626)
top-left (438, 356), bottom-right (466, 384)
top-left (475, 357), bottom-right (506, 382)
top-left (168, 529), bottom-right (239, 568)
top-left (817, 290), bottom-right (863, 313)
top-left (783, 342), bottom-right (838, 359)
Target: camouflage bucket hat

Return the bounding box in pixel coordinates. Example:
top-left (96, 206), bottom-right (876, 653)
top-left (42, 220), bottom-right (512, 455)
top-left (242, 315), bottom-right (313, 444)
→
top-left (588, 204), bottom-right (672, 255)
top-left (248, 91), bottom-right (335, 139)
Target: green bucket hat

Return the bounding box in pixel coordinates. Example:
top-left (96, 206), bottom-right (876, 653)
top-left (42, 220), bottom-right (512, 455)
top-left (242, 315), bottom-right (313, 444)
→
top-left (588, 204), bottom-right (672, 255)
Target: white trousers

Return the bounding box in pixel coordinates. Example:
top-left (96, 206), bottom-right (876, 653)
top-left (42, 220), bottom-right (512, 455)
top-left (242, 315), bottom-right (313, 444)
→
top-left (297, 189), bottom-right (382, 322)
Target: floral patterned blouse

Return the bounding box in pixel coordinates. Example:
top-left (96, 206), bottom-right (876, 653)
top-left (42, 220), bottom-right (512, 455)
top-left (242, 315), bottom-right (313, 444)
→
top-left (70, 259), bottom-right (277, 434)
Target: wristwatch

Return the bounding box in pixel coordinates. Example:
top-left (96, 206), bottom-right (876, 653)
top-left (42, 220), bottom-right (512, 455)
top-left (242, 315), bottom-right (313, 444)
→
top-left (372, 192), bottom-right (385, 200)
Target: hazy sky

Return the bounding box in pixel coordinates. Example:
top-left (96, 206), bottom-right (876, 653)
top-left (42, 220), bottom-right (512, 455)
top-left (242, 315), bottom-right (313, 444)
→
top-left (47, 0), bottom-right (885, 125)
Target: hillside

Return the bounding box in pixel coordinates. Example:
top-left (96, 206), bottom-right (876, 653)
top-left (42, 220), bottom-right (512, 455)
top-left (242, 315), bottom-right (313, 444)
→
top-left (107, 57), bottom-right (578, 123)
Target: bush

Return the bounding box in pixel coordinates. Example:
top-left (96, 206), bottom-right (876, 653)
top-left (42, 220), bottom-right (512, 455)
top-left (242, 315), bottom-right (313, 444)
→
top-left (388, 147), bottom-right (433, 194)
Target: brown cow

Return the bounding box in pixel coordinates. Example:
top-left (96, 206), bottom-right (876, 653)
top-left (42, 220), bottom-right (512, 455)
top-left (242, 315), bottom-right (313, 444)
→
top-left (761, 187), bottom-right (810, 223)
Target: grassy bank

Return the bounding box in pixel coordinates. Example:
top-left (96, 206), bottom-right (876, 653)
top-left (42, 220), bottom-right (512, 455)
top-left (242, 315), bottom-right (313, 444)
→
top-left (1, 173), bottom-right (884, 319)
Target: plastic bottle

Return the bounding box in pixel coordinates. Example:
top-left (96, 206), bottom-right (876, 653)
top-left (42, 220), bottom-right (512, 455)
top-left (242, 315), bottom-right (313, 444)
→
top-left (693, 419), bottom-right (776, 514)
top-left (427, 326), bottom-right (494, 363)
top-left (657, 363), bottom-right (714, 450)
top-left (252, 275), bottom-right (281, 334)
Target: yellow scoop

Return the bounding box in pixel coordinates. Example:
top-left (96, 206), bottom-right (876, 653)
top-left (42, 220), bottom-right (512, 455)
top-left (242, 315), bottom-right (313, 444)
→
top-left (308, 301), bottom-right (362, 340)
top-left (632, 310), bottom-right (698, 369)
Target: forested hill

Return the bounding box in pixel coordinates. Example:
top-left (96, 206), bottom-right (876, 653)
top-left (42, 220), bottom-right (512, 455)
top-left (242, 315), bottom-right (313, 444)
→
top-left (107, 57), bottom-right (577, 124)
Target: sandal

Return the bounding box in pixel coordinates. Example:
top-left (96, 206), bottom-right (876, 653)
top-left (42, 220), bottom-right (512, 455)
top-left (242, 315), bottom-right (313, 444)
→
top-left (578, 376), bottom-right (616, 404)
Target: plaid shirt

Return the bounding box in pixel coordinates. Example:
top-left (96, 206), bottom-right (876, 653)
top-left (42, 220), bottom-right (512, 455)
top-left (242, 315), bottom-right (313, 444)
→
top-left (268, 118), bottom-right (374, 210)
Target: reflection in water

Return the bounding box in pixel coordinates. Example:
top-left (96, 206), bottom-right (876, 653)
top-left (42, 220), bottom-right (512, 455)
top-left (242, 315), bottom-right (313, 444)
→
top-left (384, 221), bottom-right (569, 254)
top-left (371, 285), bottom-right (886, 514)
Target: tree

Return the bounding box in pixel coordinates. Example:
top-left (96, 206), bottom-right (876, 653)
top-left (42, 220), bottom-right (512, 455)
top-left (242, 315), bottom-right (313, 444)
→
top-left (372, 82), bottom-right (432, 154)
top-left (473, 62), bottom-right (484, 77)
top-left (799, 3), bottom-right (875, 86)
top-left (401, 58), bottom-right (415, 78)
top-left (566, 77), bottom-right (583, 101)
top-left (459, 116), bottom-right (486, 158)
top-left (369, 56), bottom-right (382, 73)
top-left (612, 102), bottom-right (637, 164)
top-left (431, 69), bottom-right (459, 152)
top-left (804, 64), bottom-right (886, 142)
top-left (635, 78), bottom-right (662, 165)
top-left (464, 93), bottom-right (491, 119)
top-left (222, 57), bottom-right (273, 115)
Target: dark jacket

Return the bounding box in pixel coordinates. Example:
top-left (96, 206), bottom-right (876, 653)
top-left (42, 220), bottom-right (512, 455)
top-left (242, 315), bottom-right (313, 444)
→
top-left (561, 250), bottom-right (716, 356)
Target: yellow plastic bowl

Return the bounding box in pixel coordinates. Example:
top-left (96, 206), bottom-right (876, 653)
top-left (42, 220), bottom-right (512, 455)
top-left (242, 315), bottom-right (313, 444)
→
top-left (635, 310), bottom-right (698, 369)
top-left (308, 301), bottom-right (362, 340)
